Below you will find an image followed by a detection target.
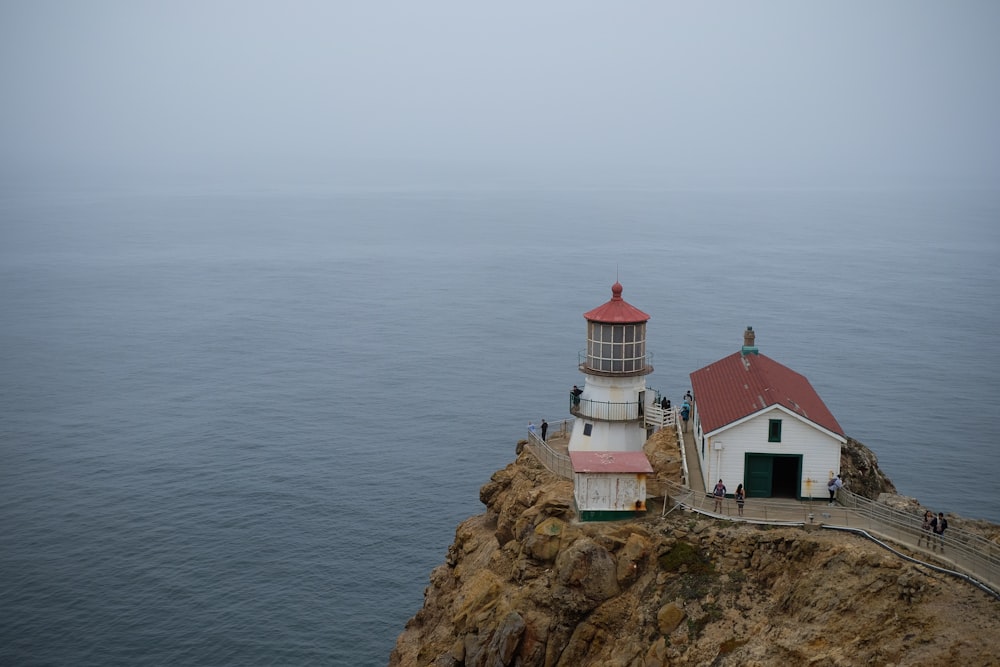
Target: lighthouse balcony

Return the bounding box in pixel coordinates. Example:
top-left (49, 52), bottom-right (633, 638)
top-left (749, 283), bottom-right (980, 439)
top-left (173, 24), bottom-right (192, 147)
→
top-left (569, 396), bottom-right (644, 422)
top-left (578, 350), bottom-right (653, 377)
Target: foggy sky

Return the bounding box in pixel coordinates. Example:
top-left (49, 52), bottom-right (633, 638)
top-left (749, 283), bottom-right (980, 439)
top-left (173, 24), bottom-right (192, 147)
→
top-left (2, 1), bottom-right (998, 190)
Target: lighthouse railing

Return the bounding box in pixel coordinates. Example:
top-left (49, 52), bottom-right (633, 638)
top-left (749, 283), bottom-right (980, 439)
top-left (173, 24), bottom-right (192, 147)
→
top-left (569, 397), bottom-right (642, 421)
top-left (644, 403), bottom-right (675, 429)
top-left (525, 428), bottom-right (572, 479)
top-left (674, 406), bottom-right (689, 488)
top-left (835, 489), bottom-right (1000, 591)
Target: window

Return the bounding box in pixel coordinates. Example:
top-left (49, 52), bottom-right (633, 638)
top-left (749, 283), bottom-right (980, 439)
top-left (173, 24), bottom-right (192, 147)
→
top-left (768, 419), bottom-right (782, 443)
top-left (586, 322), bottom-right (646, 372)
top-left (583, 423), bottom-right (593, 436)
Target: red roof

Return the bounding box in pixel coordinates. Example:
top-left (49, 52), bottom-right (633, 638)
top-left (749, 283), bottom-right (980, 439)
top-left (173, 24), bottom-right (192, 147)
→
top-left (689, 351), bottom-right (844, 437)
top-left (570, 450), bottom-right (654, 474)
top-left (583, 282), bottom-right (650, 323)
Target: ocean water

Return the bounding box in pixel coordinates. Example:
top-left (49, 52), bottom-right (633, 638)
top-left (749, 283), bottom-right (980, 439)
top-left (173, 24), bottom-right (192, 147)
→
top-left (1, 187), bottom-right (998, 665)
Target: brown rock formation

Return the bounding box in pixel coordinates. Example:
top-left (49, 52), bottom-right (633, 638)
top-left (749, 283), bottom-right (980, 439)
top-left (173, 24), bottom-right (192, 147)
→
top-left (840, 436), bottom-right (897, 499)
top-left (390, 435), bottom-right (999, 666)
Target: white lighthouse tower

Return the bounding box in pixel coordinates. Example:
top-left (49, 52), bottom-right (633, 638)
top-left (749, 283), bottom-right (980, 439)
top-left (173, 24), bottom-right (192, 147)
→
top-left (568, 281), bottom-right (654, 453)
top-left (568, 281), bottom-right (656, 520)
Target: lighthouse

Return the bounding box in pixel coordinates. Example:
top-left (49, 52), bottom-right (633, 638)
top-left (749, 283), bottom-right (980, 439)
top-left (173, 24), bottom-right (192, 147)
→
top-left (568, 281), bottom-right (654, 453)
top-left (568, 282), bottom-right (656, 520)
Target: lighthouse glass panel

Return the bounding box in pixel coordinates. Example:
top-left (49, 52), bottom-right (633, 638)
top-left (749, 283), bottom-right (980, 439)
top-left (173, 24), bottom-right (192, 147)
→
top-left (587, 322), bottom-right (646, 372)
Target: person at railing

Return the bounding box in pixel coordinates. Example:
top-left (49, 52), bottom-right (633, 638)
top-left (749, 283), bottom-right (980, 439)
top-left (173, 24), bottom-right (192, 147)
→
top-left (661, 397), bottom-right (670, 410)
top-left (540, 419), bottom-right (548, 441)
top-left (713, 479), bottom-right (727, 513)
top-left (917, 510), bottom-right (934, 548)
top-left (828, 474), bottom-right (843, 506)
top-left (684, 390), bottom-right (693, 403)
top-left (933, 512), bottom-right (949, 551)
top-left (528, 422), bottom-right (536, 436)
top-left (735, 484), bottom-right (745, 517)
top-left (571, 385), bottom-right (583, 406)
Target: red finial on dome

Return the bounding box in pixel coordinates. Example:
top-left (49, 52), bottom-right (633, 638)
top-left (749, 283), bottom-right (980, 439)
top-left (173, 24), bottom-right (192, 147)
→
top-left (611, 281), bottom-right (623, 300)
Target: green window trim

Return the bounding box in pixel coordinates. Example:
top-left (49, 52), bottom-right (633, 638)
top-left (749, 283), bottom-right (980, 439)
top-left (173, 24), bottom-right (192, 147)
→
top-left (768, 419), bottom-right (782, 443)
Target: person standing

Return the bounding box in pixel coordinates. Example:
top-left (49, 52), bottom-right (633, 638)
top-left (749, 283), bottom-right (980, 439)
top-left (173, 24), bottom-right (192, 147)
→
top-left (933, 512), bottom-right (948, 551)
top-left (735, 484), bottom-right (746, 517)
top-left (713, 479), bottom-right (727, 513)
top-left (540, 419), bottom-right (548, 441)
top-left (917, 510), bottom-right (934, 548)
top-left (528, 422), bottom-right (536, 437)
top-left (828, 474), bottom-right (843, 505)
top-left (684, 390), bottom-right (693, 403)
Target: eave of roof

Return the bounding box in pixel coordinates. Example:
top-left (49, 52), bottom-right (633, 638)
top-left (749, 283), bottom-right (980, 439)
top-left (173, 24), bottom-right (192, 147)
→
top-left (705, 404), bottom-right (847, 443)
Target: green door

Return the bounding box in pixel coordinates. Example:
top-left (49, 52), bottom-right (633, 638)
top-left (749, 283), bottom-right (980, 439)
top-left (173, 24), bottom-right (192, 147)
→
top-left (746, 454), bottom-right (772, 498)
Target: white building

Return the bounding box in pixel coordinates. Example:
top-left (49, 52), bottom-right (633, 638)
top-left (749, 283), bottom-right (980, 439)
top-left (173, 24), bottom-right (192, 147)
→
top-left (689, 327), bottom-right (846, 500)
top-left (570, 451), bottom-right (654, 521)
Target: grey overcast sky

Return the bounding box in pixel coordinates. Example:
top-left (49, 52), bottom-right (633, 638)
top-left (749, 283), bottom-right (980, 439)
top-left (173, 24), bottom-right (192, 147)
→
top-left (1, 1), bottom-right (998, 189)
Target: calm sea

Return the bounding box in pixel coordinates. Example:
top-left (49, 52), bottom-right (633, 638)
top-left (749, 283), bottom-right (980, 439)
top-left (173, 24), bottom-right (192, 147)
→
top-left (1, 187), bottom-right (998, 665)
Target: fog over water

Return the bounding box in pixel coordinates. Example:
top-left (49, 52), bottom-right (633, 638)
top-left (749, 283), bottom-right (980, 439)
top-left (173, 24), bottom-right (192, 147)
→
top-left (2, 4), bottom-right (999, 666)
top-left (2, 187), bottom-right (998, 667)
top-left (2, 1), bottom-right (999, 191)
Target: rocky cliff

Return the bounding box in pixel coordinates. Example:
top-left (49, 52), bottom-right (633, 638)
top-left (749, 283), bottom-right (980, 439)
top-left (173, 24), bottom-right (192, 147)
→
top-left (389, 433), bottom-right (999, 666)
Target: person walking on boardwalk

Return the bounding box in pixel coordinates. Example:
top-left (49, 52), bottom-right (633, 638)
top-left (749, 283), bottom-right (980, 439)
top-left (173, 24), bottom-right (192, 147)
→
top-left (735, 484), bottom-right (746, 517)
top-left (933, 512), bottom-right (948, 551)
top-left (540, 419), bottom-right (548, 441)
top-left (917, 510), bottom-right (934, 548)
top-left (713, 479), bottom-right (727, 513)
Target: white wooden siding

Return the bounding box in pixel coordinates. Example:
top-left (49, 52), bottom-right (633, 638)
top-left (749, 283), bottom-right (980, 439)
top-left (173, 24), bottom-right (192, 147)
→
top-left (701, 407), bottom-right (843, 498)
top-left (574, 473), bottom-right (648, 511)
top-left (568, 420), bottom-right (647, 452)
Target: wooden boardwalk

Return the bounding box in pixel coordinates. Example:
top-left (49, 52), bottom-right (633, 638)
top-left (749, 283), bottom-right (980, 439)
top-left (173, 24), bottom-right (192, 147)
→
top-left (525, 417), bottom-right (1000, 598)
top-left (674, 419), bottom-right (999, 598)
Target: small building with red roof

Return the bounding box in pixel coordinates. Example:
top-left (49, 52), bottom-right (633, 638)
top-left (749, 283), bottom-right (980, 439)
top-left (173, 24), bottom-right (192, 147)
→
top-left (570, 451), bottom-right (654, 521)
top-left (689, 327), bottom-right (846, 500)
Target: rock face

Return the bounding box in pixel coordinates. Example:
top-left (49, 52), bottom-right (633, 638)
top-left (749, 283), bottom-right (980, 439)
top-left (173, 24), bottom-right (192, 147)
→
top-left (389, 437), bottom-right (999, 666)
top-left (840, 436), bottom-right (897, 499)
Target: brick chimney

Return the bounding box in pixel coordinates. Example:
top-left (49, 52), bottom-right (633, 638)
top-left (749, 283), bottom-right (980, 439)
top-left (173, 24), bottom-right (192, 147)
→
top-left (741, 326), bottom-right (758, 355)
